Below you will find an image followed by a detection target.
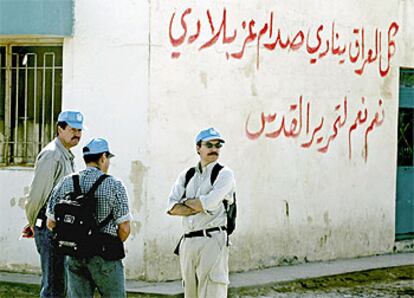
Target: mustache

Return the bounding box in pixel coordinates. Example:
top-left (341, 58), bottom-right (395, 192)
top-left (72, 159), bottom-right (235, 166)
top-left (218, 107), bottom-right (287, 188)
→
top-left (72, 137), bottom-right (80, 141)
top-left (208, 152), bottom-right (219, 156)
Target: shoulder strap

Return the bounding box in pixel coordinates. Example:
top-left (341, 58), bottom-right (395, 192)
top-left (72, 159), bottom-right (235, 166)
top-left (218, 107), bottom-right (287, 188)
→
top-left (210, 163), bottom-right (224, 185)
top-left (72, 174), bottom-right (82, 195)
top-left (88, 174), bottom-right (111, 229)
top-left (86, 174), bottom-right (109, 196)
top-left (98, 212), bottom-right (113, 229)
top-left (181, 167), bottom-right (196, 199)
top-left (184, 167), bottom-right (196, 187)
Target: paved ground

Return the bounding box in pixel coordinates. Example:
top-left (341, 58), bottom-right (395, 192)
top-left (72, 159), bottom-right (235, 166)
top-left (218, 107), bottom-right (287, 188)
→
top-left (0, 252), bottom-right (413, 297)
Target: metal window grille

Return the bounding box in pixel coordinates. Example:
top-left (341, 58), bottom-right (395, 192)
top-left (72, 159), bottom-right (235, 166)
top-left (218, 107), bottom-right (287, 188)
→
top-left (398, 69), bottom-right (414, 167)
top-left (0, 45), bottom-right (62, 166)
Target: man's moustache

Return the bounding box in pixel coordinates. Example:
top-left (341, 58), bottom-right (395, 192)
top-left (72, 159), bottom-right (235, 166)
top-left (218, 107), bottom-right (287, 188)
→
top-left (208, 152), bottom-right (218, 156)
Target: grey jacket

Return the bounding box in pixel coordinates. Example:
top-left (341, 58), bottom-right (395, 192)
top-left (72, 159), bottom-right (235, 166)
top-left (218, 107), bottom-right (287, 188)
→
top-left (25, 138), bottom-right (75, 226)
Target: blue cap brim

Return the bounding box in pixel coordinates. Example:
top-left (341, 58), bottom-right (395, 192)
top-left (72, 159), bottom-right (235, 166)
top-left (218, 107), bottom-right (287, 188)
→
top-left (83, 151), bottom-right (115, 157)
top-left (200, 137), bottom-right (225, 143)
top-left (66, 121), bottom-right (86, 130)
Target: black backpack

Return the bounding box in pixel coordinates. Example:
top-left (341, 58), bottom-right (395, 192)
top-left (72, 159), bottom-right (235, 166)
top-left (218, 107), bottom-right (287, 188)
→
top-left (53, 174), bottom-right (111, 257)
top-left (184, 163), bottom-right (237, 235)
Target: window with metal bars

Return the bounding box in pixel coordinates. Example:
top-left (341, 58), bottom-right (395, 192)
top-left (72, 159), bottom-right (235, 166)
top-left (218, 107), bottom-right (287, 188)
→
top-left (0, 45), bottom-right (63, 166)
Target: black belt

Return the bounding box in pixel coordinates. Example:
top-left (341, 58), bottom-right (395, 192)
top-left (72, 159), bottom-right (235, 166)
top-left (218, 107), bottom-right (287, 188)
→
top-left (184, 226), bottom-right (226, 238)
top-left (174, 226), bottom-right (227, 255)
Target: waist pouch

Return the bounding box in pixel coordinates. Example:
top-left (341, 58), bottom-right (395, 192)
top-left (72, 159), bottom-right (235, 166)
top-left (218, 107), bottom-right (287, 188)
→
top-left (96, 233), bottom-right (125, 261)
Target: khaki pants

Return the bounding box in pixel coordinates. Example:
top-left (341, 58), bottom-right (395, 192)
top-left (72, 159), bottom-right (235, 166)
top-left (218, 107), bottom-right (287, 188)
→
top-left (179, 231), bottom-right (229, 298)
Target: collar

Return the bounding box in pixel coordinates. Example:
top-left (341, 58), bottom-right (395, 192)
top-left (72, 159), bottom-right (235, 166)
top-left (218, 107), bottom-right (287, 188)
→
top-left (55, 138), bottom-right (75, 161)
top-left (85, 166), bottom-right (104, 174)
top-left (196, 160), bottom-right (219, 174)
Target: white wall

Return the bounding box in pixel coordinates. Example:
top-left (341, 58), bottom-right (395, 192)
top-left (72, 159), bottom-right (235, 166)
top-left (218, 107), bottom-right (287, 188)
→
top-left (0, 0), bottom-right (151, 279)
top-left (0, 168), bottom-right (39, 272)
top-left (144, 0), bottom-right (405, 280)
top-left (0, 0), bottom-right (412, 282)
top-left (399, 0), bottom-right (414, 67)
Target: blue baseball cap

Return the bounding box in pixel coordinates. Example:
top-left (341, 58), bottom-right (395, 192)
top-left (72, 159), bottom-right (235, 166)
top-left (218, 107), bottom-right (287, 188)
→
top-left (57, 110), bottom-right (86, 130)
top-left (195, 127), bottom-right (225, 144)
top-left (83, 138), bottom-right (115, 157)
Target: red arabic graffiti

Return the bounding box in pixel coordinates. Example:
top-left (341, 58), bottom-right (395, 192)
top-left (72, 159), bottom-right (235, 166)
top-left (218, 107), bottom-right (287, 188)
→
top-left (245, 95), bottom-right (384, 162)
top-left (168, 8), bottom-right (399, 77)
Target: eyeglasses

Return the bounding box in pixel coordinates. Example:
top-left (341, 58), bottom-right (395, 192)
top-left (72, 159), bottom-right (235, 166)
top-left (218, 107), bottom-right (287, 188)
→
top-left (203, 142), bottom-right (223, 149)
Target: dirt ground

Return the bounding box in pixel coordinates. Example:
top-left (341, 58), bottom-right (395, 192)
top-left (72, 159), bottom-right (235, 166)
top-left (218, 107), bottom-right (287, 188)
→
top-left (230, 265), bottom-right (414, 298)
top-left (0, 265), bottom-right (413, 298)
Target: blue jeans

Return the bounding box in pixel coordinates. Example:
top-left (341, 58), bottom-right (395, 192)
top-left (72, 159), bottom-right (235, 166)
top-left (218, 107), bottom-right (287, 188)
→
top-left (34, 225), bottom-right (65, 298)
top-left (66, 256), bottom-right (125, 298)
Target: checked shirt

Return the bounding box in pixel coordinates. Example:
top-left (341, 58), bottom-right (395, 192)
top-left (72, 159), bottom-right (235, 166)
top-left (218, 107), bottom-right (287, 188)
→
top-left (47, 167), bottom-right (132, 236)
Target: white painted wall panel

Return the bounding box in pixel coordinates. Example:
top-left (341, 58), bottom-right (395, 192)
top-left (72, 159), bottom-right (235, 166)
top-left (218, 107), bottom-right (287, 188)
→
top-left (144, 0), bottom-right (402, 280)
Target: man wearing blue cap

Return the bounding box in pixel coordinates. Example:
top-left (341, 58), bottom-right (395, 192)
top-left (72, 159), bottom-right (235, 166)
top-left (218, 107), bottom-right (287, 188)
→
top-left (24, 110), bottom-right (85, 297)
top-left (46, 138), bottom-right (132, 298)
top-left (167, 127), bottom-right (236, 298)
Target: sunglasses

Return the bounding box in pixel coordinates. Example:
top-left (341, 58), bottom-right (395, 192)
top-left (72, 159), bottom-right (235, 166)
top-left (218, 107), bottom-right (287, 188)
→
top-left (203, 142), bottom-right (223, 149)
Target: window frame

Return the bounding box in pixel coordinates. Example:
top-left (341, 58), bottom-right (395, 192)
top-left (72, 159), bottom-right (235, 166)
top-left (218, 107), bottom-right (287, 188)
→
top-left (0, 38), bottom-right (64, 167)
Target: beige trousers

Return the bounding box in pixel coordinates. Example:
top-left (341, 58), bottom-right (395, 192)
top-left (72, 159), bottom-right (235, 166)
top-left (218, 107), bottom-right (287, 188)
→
top-left (179, 231), bottom-right (229, 298)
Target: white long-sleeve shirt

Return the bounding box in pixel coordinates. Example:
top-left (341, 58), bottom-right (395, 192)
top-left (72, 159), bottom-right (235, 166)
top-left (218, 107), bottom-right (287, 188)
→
top-left (167, 161), bottom-right (236, 233)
